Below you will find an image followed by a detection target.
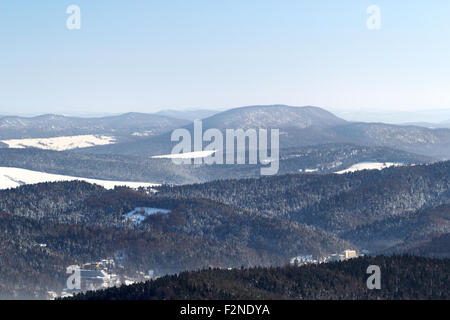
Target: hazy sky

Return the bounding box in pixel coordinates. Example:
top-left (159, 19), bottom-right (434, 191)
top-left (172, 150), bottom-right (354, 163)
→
top-left (0, 0), bottom-right (449, 115)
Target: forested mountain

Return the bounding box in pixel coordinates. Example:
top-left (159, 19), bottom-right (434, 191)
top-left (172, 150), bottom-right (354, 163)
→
top-left (0, 181), bottom-right (349, 258)
top-left (76, 105), bottom-right (450, 158)
top-left (2, 106), bottom-right (450, 159)
top-left (1, 159), bottom-right (449, 298)
top-left (0, 144), bottom-right (432, 185)
top-left (332, 122), bottom-right (450, 158)
top-left (201, 105), bottom-right (347, 129)
top-left (0, 113), bottom-right (189, 140)
top-left (0, 210), bottom-right (287, 299)
top-left (68, 255), bottom-right (450, 300)
top-left (341, 204), bottom-right (450, 254)
top-left (157, 161), bottom-right (450, 253)
top-left (76, 105), bottom-right (353, 156)
top-left (0, 181), bottom-right (350, 298)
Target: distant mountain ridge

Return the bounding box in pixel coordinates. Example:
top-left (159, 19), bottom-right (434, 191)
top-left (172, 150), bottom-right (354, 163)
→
top-left (200, 104), bottom-right (348, 129)
top-left (0, 112), bottom-right (190, 140)
top-left (75, 105), bottom-right (450, 158)
top-left (3, 105), bottom-right (450, 158)
top-left (0, 144), bottom-right (432, 185)
top-left (155, 109), bottom-right (219, 121)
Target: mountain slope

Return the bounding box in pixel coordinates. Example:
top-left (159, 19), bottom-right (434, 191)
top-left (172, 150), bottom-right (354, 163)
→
top-left (76, 105), bottom-right (350, 156)
top-left (0, 181), bottom-right (350, 257)
top-left (0, 113), bottom-right (189, 140)
top-left (0, 144), bottom-right (432, 185)
top-left (76, 105), bottom-right (450, 158)
top-left (0, 180), bottom-right (353, 298)
top-left (333, 122), bottom-right (450, 158)
top-left (2, 161), bottom-right (450, 298)
top-left (200, 105), bottom-right (347, 129)
top-left (69, 255), bottom-right (450, 300)
top-left (157, 161), bottom-right (450, 254)
top-left (340, 204), bottom-right (450, 253)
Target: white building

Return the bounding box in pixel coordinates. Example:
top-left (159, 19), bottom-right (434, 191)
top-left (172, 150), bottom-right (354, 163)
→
top-left (290, 255), bottom-right (317, 265)
top-left (343, 250), bottom-right (357, 259)
top-left (326, 249), bottom-right (358, 262)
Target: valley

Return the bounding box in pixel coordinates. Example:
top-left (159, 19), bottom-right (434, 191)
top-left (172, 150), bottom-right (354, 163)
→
top-left (0, 105), bottom-right (449, 300)
top-left (3, 1), bottom-right (449, 304)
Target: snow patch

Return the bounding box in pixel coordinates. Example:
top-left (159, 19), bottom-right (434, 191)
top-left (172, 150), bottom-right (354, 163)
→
top-left (335, 162), bottom-right (402, 174)
top-left (0, 167), bottom-right (158, 190)
top-left (151, 150), bottom-right (216, 159)
top-left (131, 131), bottom-right (153, 137)
top-left (299, 168), bottom-right (319, 173)
top-left (0, 134), bottom-right (116, 151)
top-left (124, 207), bottom-right (171, 225)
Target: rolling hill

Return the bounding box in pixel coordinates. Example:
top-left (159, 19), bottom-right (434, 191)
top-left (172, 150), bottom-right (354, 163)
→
top-left (75, 105), bottom-right (450, 158)
top-left (0, 144), bottom-right (432, 185)
top-left (68, 255), bottom-right (449, 300)
top-left (0, 113), bottom-right (189, 141)
top-left (157, 161), bottom-right (450, 254)
top-left (1, 160), bottom-right (450, 298)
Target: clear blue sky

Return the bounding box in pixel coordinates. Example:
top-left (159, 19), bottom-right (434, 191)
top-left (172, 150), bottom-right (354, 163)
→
top-left (0, 0), bottom-right (449, 115)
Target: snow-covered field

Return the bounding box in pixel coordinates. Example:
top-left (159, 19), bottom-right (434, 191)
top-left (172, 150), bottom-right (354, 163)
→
top-left (335, 162), bottom-right (402, 174)
top-left (124, 207), bottom-right (171, 225)
top-left (0, 167), bottom-right (158, 190)
top-left (151, 150), bottom-right (216, 159)
top-left (299, 168), bottom-right (319, 173)
top-left (0, 134), bottom-right (115, 151)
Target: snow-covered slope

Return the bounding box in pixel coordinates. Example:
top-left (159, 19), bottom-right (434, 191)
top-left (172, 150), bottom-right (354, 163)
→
top-left (0, 167), bottom-right (158, 190)
top-left (151, 150), bottom-right (216, 159)
top-left (0, 134), bottom-right (115, 151)
top-left (335, 162), bottom-right (402, 174)
top-left (124, 207), bottom-right (171, 225)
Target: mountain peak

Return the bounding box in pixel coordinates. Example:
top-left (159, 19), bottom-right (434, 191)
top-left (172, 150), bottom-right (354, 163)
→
top-left (202, 105), bottom-right (347, 129)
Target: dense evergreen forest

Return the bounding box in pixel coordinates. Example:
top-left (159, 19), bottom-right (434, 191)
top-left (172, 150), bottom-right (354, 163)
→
top-left (157, 161), bottom-right (450, 252)
top-left (0, 182), bottom-right (349, 299)
top-left (0, 160), bottom-right (449, 298)
top-left (68, 255), bottom-right (450, 300)
top-left (0, 143), bottom-right (431, 184)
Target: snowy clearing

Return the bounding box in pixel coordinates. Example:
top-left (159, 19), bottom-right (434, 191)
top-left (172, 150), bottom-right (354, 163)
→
top-left (0, 167), bottom-right (158, 190)
top-left (124, 207), bottom-right (171, 225)
top-left (151, 150), bottom-right (216, 159)
top-left (335, 162), bottom-right (402, 174)
top-left (0, 134), bottom-right (116, 151)
top-left (299, 168), bottom-right (319, 173)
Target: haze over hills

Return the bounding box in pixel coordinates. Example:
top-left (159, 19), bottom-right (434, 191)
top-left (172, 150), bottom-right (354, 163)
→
top-left (200, 105), bottom-right (348, 129)
top-left (332, 122), bottom-right (450, 158)
top-left (1, 104), bottom-right (449, 186)
top-left (0, 144), bottom-right (433, 185)
top-left (74, 104), bottom-right (352, 156)
top-left (3, 105), bottom-right (450, 160)
top-left (3, 0), bottom-right (450, 303)
top-left (402, 120), bottom-right (450, 129)
top-left (72, 105), bottom-right (450, 159)
top-left (332, 108), bottom-right (450, 125)
top-left (1, 104), bottom-right (450, 299)
top-left (0, 113), bottom-right (189, 140)
top-left (155, 109), bottom-right (219, 121)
